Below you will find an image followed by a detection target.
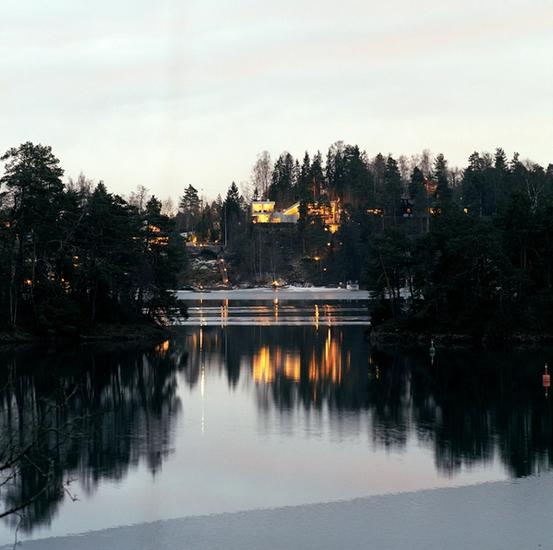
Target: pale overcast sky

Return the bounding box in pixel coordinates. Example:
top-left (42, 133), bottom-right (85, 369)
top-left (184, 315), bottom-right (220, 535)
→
top-left (1, 0), bottom-right (552, 201)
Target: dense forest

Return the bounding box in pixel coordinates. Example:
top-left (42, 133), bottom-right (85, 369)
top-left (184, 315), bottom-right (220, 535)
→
top-left (179, 143), bottom-right (553, 338)
top-left (3, 141), bottom-right (553, 339)
top-left (0, 143), bottom-right (185, 337)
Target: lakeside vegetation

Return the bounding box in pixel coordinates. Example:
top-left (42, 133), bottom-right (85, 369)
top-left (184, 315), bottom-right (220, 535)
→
top-left (3, 141), bottom-right (553, 341)
top-left (0, 143), bottom-right (186, 339)
top-left (181, 144), bottom-right (553, 340)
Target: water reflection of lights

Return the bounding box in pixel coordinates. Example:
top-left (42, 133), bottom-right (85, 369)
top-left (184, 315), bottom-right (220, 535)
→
top-left (253, 347), bottom-right (274, 383)
top-left (220, 298), bottom-right (229, 327)
top-left (252, 328), bottom-right (343, 385)
top-left (181, 301), bottom-right (370, 327)
top-left (324, 304), bottom-right (333, 326)
top-left (155, 340), bottom-right (170, 355)
top-left (200, 365), bottom-right (205, 398)
top-left (283, 354), bottom-right (301, 381)
top-left (199, 325), bottom-right (206, 433)
top-left (314, 304), bottom-right (320, 330)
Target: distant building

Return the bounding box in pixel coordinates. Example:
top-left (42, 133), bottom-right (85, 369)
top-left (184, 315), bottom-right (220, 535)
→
top-left (251, 200), bottom-right (299, 224)
top-left (251, 201), bottom-right (276, 223)
top-left (305, 200), bottom-right (340, 233)
top-left (251, 199), bottom-right (340, 232)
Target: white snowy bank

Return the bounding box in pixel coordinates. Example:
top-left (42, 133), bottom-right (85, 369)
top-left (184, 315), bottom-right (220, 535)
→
top-left (7, 473), bottom-right (553, 550)
top-left (176, 287), bottom-right (371, 301)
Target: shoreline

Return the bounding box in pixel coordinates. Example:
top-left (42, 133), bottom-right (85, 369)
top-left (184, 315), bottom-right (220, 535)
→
top-left (3, 325), bottom-right (553, 349)
top-left (0, 322), bottom-right (171, 346)
top-left (371, 329), bottom-right (553, 348)
top-left (175, 286), bottom-right (371, 301)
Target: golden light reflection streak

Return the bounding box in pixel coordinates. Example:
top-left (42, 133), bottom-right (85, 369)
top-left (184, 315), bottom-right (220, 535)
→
top-left (314, 304), bottom-right (319, 330)
top-left (284, 354), bottom-right (301, 381)
top-left (252, 347), bottom-right (274, 383)
top-left (325, 304), bottom-right (333, 327)
top-left (199, 326), bottom-right (206, 434)
top-left (200, 364), bottom-right (205, 434)
top-left (322, 327), bottom-right (341, 384)
top-left (220, 298), bottom-right (229, 327)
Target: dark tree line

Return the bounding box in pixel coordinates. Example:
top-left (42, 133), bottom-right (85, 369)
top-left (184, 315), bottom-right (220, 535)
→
top-left (177, 143), bottom-right (553, 337)
top-left (0, 143), bottom-right (186, 336)
top-left (368, 150), bottom-right (553, 338)
top-left (7, 140), bottom-right (552, 338)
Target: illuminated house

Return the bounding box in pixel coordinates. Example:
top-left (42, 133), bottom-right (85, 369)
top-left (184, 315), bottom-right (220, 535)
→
top-left (146, 224), bottom-right (169, 249)
top-left (251, 199), bottom-right (341, 231)
top-left (251, 201), bottom-right (276, 223)
top-left (306, 200), bottom-right (341, 233)
top-left (251, 200), bottom-right (299, 224)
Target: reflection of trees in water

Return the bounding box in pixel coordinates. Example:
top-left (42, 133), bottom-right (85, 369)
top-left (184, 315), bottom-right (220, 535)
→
top-left (0, 341), bottom-right (185, 535)
top-left (184, 327), bottom-right (553, 479)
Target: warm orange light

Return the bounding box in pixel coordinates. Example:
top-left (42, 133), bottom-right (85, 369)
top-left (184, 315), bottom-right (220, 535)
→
top-left (307, 328), bottom-right (342, 384)
top-left (155, 340), bottom-right (170, 354)
top-left (283, 354), bottom-right (301, 381)
top-left (366, 208), bottom-right (383, 216)
top-left (314, 304), bottom-right (320, 329)
top-left (252, 347), bottom-right (274, 383)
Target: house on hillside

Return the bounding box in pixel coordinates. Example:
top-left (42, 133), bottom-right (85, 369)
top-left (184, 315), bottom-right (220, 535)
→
top-left (251, 200), bottom-right (276, 223)
top-left (251, 199), bottom-right (341, 231)
top-left (251, 200), bottom-right (299, 224)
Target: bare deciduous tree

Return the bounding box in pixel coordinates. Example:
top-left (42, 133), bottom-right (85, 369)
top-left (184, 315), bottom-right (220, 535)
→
top-left (161, 197), bottom-right (176, 217)
top-left (251, 151), bottom-right (272, 199)
top-left (128, 185), bottom-right (150, 212)
top-left (67, 172), bottom-right (94, 197)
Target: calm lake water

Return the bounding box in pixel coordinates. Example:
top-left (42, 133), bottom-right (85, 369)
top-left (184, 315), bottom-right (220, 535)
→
top-left (0, 298), bottom-right (552, 545)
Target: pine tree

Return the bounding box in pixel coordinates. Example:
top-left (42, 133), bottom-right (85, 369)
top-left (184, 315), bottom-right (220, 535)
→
top-left (179, 185), bottom-right (200, 232)
top-left (383, 156), bottom-right (403, 223)
top-left (222, 182), bottom-right (242, 245)
top-left (433, 154), bottom-right (452, 208)
top-left (269, 153), bottom-right (295, 206)
top-left (310, 151), bottom-right (325, 202)
top-left (297, 152), bottom-right (312, 202)
top-left (0, 143), bottom-right (65, 327)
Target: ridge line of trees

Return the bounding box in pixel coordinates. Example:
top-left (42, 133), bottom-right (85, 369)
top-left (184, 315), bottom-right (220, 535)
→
top-left (177, 143), bottom-right (553, 337)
